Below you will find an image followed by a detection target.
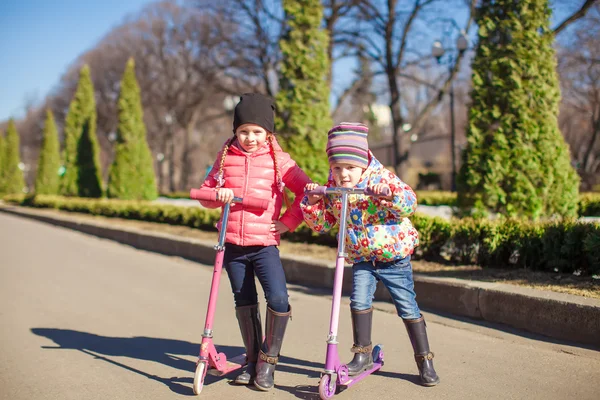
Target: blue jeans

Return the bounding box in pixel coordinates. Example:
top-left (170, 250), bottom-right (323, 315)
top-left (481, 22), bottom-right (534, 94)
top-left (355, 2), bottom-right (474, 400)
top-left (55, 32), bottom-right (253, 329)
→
top-left (223, 244), bottom-right (289, 313)
top-left (350, 256), bottom-right (421, 320)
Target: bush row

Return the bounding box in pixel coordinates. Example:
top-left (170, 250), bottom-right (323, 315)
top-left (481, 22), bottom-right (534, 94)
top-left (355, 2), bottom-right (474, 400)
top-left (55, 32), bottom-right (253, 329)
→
top-left (414, 191), bottom-right (600, 217)
top-left (161, 190), bottom-right (600, 217)
top-left (3, 194), bottom-right (599, 275)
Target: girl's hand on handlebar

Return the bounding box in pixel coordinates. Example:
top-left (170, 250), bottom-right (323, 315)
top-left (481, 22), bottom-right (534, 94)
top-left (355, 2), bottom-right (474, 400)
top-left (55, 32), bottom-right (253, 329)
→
top-left (305, 183), bottom-right (323, 205)
top-left (370, 183), bottom-right (393, 202)
top-left (217, 188), bottom-right (235, 204)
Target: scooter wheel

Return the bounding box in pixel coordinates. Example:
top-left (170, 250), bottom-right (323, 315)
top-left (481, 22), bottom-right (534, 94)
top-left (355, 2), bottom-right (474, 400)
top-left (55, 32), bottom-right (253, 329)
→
top-left (193, 361), bottom-right (207, 395)
top-left (372, 344), bottom-right (384, 363)
top-left (318, 374), bottom-right (337, 399)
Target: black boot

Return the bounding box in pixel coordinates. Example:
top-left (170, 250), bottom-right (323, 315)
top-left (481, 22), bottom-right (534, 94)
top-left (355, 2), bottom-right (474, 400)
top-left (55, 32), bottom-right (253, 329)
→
top-left (404, 316), bottom-right (440, 386)
top-left (233, 304), bottom-right (262, 385)
top-left (253, 306), bottom-right (291, 391)
top-left (347, 307), bottom-right (374, 376)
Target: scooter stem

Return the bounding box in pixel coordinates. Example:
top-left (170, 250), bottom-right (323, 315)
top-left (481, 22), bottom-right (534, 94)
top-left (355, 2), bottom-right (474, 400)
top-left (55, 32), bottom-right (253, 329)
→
top-left (325, 192), bottom-right (350, 372)
top-left (202, 202), bottom-right (232, 339)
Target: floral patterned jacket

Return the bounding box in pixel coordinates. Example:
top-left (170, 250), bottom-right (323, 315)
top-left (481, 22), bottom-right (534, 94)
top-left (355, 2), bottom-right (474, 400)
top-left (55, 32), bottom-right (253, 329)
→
top-left (300, 153), bottom-right (419, 264)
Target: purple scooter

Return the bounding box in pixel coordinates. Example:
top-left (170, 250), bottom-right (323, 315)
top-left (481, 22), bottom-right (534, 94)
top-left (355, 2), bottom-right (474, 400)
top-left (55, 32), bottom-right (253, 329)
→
top-left (305, 186), bottom-right (388, 400)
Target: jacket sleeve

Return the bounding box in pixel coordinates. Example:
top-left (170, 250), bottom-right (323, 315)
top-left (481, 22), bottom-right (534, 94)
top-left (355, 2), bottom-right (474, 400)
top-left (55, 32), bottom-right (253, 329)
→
top-left (196, 151), bottom-right (224, 209)
top-left (379, 168), bottom-right (418, 218)
top-left (278, 159), bottom-right (312, 232)
top-left (299, 179), bottom-right (338, 233)
top-left (300, 195), bottom-right (337, 233)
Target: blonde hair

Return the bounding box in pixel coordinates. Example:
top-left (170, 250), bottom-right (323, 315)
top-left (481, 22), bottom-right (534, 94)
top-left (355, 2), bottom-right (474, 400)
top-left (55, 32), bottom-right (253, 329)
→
top-left (215, 135), bottom-right (237, 188)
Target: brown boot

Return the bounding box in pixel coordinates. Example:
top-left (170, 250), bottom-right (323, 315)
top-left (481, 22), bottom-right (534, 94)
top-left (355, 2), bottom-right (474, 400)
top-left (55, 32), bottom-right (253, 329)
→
top-left (253, 306), bottom-right (291, 391)
top-left (233, 304), bottom-right (262, 385)
top-left (346, 307), bottom-right (374, 376)
top-left (404, 316), bottom-right (440, 386)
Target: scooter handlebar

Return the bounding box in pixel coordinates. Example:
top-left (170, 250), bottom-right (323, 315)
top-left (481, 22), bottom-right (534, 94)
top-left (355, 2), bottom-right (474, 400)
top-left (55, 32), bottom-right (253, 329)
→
top-left (305, 186), bottom-right (391, 197)
top-left (240, 196), bottom-right (270, 211)
top-left (190, 188), bottom-right (217, 202)
top-left (189, 188), bottom-right (269, 210)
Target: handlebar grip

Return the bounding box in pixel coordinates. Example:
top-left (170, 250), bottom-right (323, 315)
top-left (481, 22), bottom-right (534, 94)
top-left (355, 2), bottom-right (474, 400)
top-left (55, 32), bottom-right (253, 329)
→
top-left (365, 187), bottom-right (391, 197)
top-left (241, 196), bottom-right (270, 210)
top-left (190, 188), bottom-right (218, 201)
top-left (305, 186), bottom-right (328, 195)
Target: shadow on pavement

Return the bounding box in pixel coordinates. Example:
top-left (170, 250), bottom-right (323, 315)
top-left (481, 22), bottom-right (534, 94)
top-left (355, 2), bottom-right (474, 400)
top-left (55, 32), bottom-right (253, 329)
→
top-left (288, 284), bottom-right (600, 352)
top-left (31, 328), bottom-right (321, 396)
top-left (275, 370), bottom-right (421, 399)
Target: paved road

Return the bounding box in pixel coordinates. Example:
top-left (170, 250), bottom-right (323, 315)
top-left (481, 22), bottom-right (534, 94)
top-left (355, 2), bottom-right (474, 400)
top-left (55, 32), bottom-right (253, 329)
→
top-left (1, 212), bottom-right (599, 400)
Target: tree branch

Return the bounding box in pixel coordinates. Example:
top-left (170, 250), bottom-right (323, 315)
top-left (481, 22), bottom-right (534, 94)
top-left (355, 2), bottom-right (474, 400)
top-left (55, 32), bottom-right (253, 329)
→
top-left (552, 0), bottom-right (598, 35)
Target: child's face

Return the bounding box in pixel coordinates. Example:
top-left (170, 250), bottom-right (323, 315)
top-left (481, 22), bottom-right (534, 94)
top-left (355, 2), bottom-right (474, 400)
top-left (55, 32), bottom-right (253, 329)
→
top-left (331, 163), bottom-right (364, 188)
top-left (235, 124), bottom-right (269, 153)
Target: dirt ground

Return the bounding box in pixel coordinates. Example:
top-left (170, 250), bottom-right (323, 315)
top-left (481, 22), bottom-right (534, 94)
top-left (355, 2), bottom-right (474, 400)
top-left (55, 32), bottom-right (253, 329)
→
top-left (5, 205), bottom-right (600, 300)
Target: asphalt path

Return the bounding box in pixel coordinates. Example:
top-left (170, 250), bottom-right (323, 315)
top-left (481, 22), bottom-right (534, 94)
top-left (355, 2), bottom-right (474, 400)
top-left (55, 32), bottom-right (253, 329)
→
top-left (1, 212), bottom-right (599, 400)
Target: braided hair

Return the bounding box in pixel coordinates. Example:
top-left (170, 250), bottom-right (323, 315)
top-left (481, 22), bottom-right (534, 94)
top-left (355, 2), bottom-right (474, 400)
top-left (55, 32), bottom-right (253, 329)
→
top-left (268, 135), bottom-right (291, 209)
top-left (215, 133), bottom-right (291, 209)
top-left (214, 135), bottom-right (237, 188)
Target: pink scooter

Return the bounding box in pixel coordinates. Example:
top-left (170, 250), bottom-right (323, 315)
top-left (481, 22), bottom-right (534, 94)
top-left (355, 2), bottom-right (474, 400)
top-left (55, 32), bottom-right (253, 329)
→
top-left (305, 186), bottom-right (388, 399)
top-left (189, 188), bottom-right (269, 395)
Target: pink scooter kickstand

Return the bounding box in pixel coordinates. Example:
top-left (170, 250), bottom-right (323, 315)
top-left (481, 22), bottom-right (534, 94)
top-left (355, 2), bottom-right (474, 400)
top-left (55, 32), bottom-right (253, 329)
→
top-left (305, 186), bottom-right (389, 400)
top-left (189, 188), bottom-right (269, 395)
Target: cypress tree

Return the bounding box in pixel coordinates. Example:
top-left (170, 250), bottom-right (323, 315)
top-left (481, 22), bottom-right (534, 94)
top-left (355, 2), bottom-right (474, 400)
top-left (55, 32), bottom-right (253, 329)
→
top-left (35, 110), bottom-right (61, 195)
top-left (457, 0), bottom-right (579, 219)
top-left (1, 119), bottom-right (25, 194)
top-left (275, 0), bottom-right (332, 184)
top-left (107, 58), bottom-right (157, 200)
top-left (61, 65), bottom-right (103, 197)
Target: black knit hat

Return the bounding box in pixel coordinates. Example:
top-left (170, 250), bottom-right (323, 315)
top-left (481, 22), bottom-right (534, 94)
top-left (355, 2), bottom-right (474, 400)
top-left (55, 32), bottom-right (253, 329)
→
top-left (232, 93), bottom-right (275, 133)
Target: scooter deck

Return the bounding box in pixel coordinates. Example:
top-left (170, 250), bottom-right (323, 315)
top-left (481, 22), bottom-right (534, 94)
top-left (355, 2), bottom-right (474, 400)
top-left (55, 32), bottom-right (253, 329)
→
top-left (206, 353), bottom-right (246, 376)
top-left (340, 361), bottom-right (383, 388)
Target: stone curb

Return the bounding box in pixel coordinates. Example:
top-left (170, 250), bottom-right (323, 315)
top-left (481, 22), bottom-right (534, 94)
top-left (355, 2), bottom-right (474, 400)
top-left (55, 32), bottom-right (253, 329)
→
top-left (1, 205), bottom-right (599, 347)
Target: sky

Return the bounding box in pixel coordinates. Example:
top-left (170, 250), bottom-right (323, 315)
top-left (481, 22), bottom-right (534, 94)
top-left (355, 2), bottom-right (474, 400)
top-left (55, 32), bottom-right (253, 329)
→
top-left (0, 1), bottom-right (577, 124)
top-left (0, 0), bottom-right (152, 122)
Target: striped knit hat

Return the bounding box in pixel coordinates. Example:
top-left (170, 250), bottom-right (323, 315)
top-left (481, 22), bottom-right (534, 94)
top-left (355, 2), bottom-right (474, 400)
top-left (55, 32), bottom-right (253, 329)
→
top-left (326, 122), bottom-right (369, 169)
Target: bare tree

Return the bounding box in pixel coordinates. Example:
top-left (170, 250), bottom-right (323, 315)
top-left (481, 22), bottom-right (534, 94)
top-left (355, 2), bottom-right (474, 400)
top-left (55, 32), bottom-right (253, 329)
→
top-left (347, 0), bottom-right (475, 175)
top-left (198, 0), bottom-right (285, 96)
top-left (557, 3), bottom-right (600, 190)
top-left (45, 1), bottom-right (231, 192)
top-left (552, 0), bottom-right (598, 35)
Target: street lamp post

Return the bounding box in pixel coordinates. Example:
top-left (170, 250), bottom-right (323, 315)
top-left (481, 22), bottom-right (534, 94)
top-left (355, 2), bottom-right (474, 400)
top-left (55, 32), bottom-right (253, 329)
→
top-left (432, 31), bottom-right (468, 192)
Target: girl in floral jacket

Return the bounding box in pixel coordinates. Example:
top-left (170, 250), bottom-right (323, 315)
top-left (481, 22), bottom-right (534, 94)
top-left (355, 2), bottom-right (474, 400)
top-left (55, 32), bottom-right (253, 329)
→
top-left (301, 122), bottom-right (439, 387)
top-left (198, 93), bottom-right (310, 391)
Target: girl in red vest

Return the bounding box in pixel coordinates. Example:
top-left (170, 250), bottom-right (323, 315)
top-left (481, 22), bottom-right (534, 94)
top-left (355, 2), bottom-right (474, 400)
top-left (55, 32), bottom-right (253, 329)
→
top-left (198, 93), bottom-right (311, 391)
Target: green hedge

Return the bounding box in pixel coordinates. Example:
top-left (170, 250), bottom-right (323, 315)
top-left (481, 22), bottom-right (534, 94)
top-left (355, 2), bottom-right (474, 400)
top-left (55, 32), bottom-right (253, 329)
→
top-left (3, 194), bottom-right (599, 275)
top-left (159, 191), bottom-right (191, 200)
top-left (161, 190), bottom-right (600, 217)
top-left (414, 191), bottom-right (458, 207)
top-left (414, 191), bottom-right (600, 217)
top-left (579, 193), bottom-right (600, 217)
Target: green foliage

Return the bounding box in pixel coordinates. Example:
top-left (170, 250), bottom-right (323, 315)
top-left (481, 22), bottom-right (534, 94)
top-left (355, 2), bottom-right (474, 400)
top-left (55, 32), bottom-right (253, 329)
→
top-left (5, 194), bottom-right (598, 275)
top-left (159, 191), bottom-right (191, 199)
top-left (0, 120), bottom-right (25, 194)
top-left (458, 0), bottom-right (579, 219)
top-left (415, 191), bottom-right (458, 207)
top-left (107, 58), bottom-right (157, 200)
top-left (417, 190), bottom-right (600, 217)
top-left (35, 110), bottom-right (61, 195)
top-left (275, 0), bottom-right (332, 184)
top-left (578, 193), bottom-right (600, 217)
top-left (61, 64), bottom-right (103, 197)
